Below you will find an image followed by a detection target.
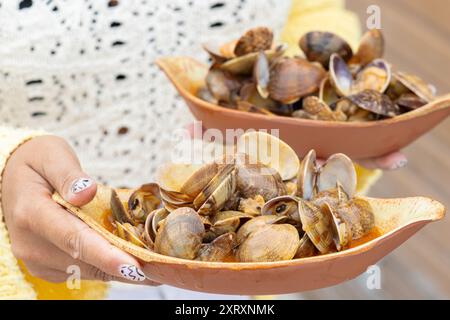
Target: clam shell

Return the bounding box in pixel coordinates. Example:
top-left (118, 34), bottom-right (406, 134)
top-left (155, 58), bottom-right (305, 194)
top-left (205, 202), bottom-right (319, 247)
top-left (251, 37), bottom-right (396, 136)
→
top-left (299, 31), bottom-right (353, 69)
top-left (268, 57), bottom-right (325, 104)
top-left (154, 207), bottom-right (205, 260)
top-left (236, 215), bottom-right (288, 245)
top-left (196, 232), bottom-right (236, 262)
top-left (317, 153), bottom-right (357, 198)
top-left (261, 195), bottom-right (300, 223)
top-left (395, 72), bottom-right (434, 103)
top-left (296, 149), bottom-right (317, 200)
top-left (351, 29), bottom-right (384, 66)
top-left (298, 199), bottom-right (335, 254)
top-left (236, 224), bottom-right (300, 262)
top-left (234, 27), bottom-right (273, 57)
top-left (329, 53), bottom-right (353, 97)
top-left (236, 131), bottom-right (300, 181)
top-left (295, 233), bottom-right (316, 258)
top-left (347, 89), bottom-right (400, 117)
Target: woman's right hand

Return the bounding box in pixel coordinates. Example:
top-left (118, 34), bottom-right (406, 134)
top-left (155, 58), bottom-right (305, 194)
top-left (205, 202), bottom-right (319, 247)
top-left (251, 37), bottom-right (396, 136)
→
top-left (2, 135), bottom-right (158, 285)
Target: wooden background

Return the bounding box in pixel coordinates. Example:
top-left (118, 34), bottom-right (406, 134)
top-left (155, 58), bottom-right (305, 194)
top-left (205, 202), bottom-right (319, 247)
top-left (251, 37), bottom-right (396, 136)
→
top-left (287, 0), bottom-right (450, 299)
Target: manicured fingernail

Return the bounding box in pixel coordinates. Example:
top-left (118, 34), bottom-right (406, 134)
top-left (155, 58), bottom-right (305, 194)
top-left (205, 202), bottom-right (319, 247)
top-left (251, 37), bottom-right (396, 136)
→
top-left (390, 159), bottom-right (408, 170)
top-left (119, 264), bottom-right (146, 282)
top-left (71, 178), bottom-right (93, 194)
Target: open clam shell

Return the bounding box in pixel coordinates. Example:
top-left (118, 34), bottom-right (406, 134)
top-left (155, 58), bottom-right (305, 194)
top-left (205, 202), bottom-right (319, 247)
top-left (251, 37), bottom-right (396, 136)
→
top-left (236, 131), bottom-right (300, 181)
top-left (156, 57), bottom-right (450, 159)
top-left (53, 185), bottom-right (444, 295)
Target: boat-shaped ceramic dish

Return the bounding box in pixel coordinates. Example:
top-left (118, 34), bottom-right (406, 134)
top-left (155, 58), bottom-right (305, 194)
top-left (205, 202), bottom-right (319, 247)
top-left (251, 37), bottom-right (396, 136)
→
top-left (53, 185), bottom-right (445, 295)
top-left (156, 57), bottom-right (450, 160)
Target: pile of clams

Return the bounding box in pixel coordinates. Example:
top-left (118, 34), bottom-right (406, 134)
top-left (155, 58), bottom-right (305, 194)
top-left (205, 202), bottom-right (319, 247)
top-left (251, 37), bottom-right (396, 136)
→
top-left (109, 132), bottom-right (375, 262)
top-left (197, 27), bottom-right (436, 121)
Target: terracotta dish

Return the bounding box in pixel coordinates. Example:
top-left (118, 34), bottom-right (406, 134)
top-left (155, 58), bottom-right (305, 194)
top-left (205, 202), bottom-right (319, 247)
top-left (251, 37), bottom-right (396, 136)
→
top-left (53, 185), bottom-right (444, 295)
top-left (156, 57), bottom-right (450, 159)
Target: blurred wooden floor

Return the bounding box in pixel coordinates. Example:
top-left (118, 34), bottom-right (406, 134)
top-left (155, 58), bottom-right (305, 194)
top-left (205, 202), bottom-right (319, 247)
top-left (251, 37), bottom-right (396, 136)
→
top-left (288, 0), bottom-right (450, 299)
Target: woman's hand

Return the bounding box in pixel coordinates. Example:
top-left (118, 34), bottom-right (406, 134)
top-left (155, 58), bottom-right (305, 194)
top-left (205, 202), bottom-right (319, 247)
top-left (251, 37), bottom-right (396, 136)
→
top-left (2, 135), bottom-right (158, 284)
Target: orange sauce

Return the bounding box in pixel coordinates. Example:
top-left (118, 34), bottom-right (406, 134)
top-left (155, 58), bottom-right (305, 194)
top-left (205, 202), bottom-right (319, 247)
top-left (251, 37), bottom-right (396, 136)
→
top-left (349, 227), bottom-right (382, 248)
top-left (102, 208), bottom-right (115, 233)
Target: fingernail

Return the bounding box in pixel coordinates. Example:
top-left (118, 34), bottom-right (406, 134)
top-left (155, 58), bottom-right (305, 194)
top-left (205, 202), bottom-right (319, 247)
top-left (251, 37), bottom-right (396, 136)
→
top-left (119, 264), bottom-right (146, 282)
top-left (71, 178), bottom-right (93, 194)
top-left (390, 159), bottom-right (408, 170)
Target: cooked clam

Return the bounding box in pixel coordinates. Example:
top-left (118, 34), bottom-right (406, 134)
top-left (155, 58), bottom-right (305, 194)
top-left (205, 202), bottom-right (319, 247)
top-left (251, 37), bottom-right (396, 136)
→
top-left (296, 149), bottom-right (317, 200)
top-left (346, 90), bottom-right (399, 118)
top-left (299, 31), bottom-right (353, 69)
top-left (234, 27), bottom-right (273, 57)
top-left (351, 29), bottom-right (384, 66)
top-left (261, 195), bottom-right (300, 223)
top-left (154, 207), bottom-right (205, 259)
top-left (268, 57), bottom-right (325, 104)
top-left (236, 224), bottom-right (300, 262)
top-left (316, 153), bottom-right (357, 198)
top-left (128, 183), bottom-right (161, 223)
top-left (236, 131), bottom-right (300, 181)
top-left (236, 215), bottom-right (288, 245)
top-left (196, 232), bottom-right (236, 262)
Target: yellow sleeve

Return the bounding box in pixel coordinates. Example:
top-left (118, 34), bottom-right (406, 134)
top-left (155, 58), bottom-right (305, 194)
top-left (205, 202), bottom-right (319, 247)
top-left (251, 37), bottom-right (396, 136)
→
top-left (0, 127), bottom-right (108, 300)
top-left (0, 127), bottom-right (46, 299)
top-left (281, 0), bottom-right (382, 195)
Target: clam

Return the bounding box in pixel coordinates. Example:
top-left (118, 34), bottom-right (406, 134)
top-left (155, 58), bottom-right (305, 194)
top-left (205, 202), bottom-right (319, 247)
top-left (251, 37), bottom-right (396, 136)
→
top-left (235, 158), bottom-right (287, 201)
top-left (317, 153), bottom-right (357, 198)
top-left (346, 90), bottom-right (400, 118)
top-left (299, 31), bottom-right (353, 69)
top-left (220, 44), bottom-right (286, 76)
top-left (238, 195), bottom-right (266, 216)
top-left (394, 72), bottom-right (434, 103)
top-left (205, 211), bottom-right (253, 241)
top-left (352, 59), bottom-right (391, 94)
top-left (322, 202), bottom-right (352, 251)
top-left (180, 162), bottom-right (219, 199)
top-left (202, 39), bottom-right (237, 63)
top-left (319, 77), bottom-right (340, 106)
top-left (128, 183), bottom-right (162, 223)
top-left (396, 93), bottom-right (426, 110)
top-left (143, 207), bottom-right (169, 245)
top-left (261, 195), bottom-right (300, 223)
top-left (205, 68), bottom-right (242, 103)
top-left (196, 232), bottom-right (236, 262)
top-left (295, 233), bottom-right (317, 258)
top-left (239, 82), bottom-right (279, 111)
top-left (236, 131), bottom-right (300, 181)
top-left (111, 189), bottom-right (133, 224)
top-left (298, 199), bottom-right (335, 254)
top-left (254, 51), bottom-right (270, 98)
top-left (268, 57), bottom-right (325, 104)
top-left (312, 182), bottom-right (349, 210)
top-left (329, 53), bottom-right (353, 96)
top-left (234, 27), bottom-right (273, 57)
top-left (296, 149), bottom-right (317, 200)
top-left (236, 224), bottom-right (300, 262)
top-left (115, 222), bottom-right (149, 249)
top-left (154, 207), bottom-right (205, 259)
top-left (351, 29), bottom-right (384, 66)
top-left (194, 164), bottom-right (236, 215)
top-left (336, 198), bottom-right (375, 240)
top-left (302, 96), bottom-right (347, 121)
top-left (236, 215), bottom-right (288, 245)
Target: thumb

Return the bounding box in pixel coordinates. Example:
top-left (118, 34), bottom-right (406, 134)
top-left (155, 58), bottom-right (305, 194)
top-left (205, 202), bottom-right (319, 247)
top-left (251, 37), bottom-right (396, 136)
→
top-left (27, 136), bottom-right (97, 206)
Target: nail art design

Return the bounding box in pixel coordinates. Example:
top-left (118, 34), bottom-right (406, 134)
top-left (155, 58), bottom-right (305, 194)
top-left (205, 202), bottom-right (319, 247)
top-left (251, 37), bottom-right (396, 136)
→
top-left (119, 264), bottom-right (146, 282)
top-left (71, 178), bottom-right (93, 194)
